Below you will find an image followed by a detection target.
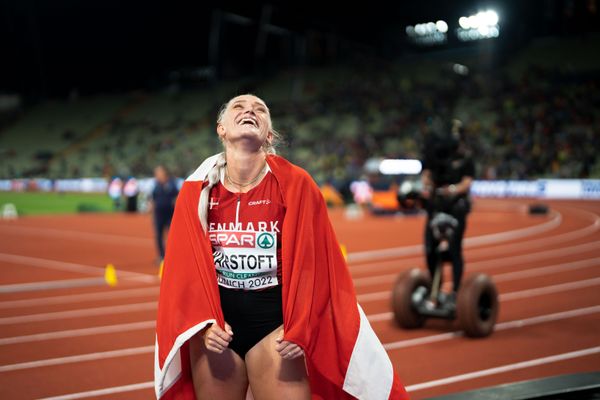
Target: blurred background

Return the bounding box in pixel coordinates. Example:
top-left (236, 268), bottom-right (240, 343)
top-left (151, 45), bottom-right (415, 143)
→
top-left (1, 1), bottom-right (599, 189)
top-left (1, 1), bottom-right (600, 399)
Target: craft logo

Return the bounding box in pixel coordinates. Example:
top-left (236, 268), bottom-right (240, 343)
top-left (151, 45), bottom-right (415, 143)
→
top-left (248, 199), bottom-right (272, 206)
top-left (257, 232), bottom-right (275, 249)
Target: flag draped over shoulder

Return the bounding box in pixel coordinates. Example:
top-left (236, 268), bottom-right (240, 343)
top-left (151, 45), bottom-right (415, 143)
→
top-left (154, 153), bottom-right (409, 400)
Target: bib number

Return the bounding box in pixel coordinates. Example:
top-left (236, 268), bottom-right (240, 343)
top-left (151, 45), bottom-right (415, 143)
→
top-left (210, 230), bottom-right (278, 290)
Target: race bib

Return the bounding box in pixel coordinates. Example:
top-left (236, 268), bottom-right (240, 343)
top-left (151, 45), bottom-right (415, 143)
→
top-left (209, 230), bottom-right (278, 290)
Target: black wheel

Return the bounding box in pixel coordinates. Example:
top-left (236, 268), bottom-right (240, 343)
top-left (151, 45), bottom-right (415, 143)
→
top-left (392, 268), bottom-right (431, 329)
top-left (456, 273), bottom-right (499, 337)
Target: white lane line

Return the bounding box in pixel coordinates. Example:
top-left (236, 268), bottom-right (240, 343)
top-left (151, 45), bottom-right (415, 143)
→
top-left (37, 345), bottom-right (600, 399)
top-left (0, 286), bottom-right (159, 309)
top-left (10, 275), bottom-right (594, 345)
top-left (0, 345), bottom-right (154, 372)
top-left (405, 346), bottom-right (600, 392)
top-left (492, 257), bottom-right (600, 282)
top-left (0, 278), bottom-right (600, 348)
top-left (0, 320), bottom-right (156, 345)
top-left (350, 205), bottom-right (600, 272)
top-left (0, 225), bottom-right (152, 247)
top-left (0, 301), bottom-right (157, 325)
top-left (356, 257), bottom-right (600, 301)
top-left (501, 276), bottom-right (600, 301)
top-left (366, 277), bottom-right (600, 321)
top-left (2, 257), bottom-right (598, 327)
top-left (0, 253), bottom-right (157, 283)
top-left (3, 304), bottom-right (598, 377)
top-left (39, 382), bottom-right (154, 400)
top-left (353, 239), bottom-right (600, 286)
top-left (383, 304), bottom-right (600, 351)
top-left (348, 210), bottom-right (562, 263)
top-left (0, 278), bottom-right (107, 294)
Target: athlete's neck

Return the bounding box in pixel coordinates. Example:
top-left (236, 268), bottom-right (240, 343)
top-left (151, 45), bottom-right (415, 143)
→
top-left (224, 148), bottom-right (267, 192)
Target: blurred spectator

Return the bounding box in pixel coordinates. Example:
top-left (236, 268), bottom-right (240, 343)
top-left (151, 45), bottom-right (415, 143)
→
top-left (148, 165), bottom-right (179, 264)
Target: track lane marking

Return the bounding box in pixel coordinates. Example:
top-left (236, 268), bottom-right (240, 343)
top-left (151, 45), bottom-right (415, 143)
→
top-left (350, 206), bottom-right (599, 271)
top-left (367, 276), bottom-right (600, 321)
top-left (0, 345), bottom-right (154, 372)
top-left (2, 259), bottom-right (599, 327)
top-left (2, 305), bottom-right (597, 386)
top-left (353, 240), bottom-right (600, 286)
top-left (0, 253), bottom-right (156, 283)
top-left (383, 304), bottom-right (600, 350)
top-left (38, 346), bottom-right (600, 399)
top-left (38, 382), bottom-right (154, 400)
top-left (0, 225), bottom-right (152, 247)
top-left (405, 345), bottom-right (600, 392)
top-left (0, 278), bottom-right (108, 294)
top-left (348, 210), bottom-right (562, 263)
top-left (356, 257), bottom-right (600, 301)
top-left (0, 321), bottom-right (156, 345)
top-left (0, 302), bottom-right (156, 325)
top-left (0, 286), bottom-right (159, 309)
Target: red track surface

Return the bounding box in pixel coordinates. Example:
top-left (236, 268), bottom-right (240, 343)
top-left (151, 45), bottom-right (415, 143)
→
top-left (0, 198), bottom-right (599, 399)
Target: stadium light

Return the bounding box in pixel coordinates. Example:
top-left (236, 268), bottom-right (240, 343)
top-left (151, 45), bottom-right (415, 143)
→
top-left (457, 9), bottom-right (500, 41)
top-left (406, 20), bottom-right (448, 46)
top-left (436, 20), bottom-right (448, 33)
top-left (379, 159), bottom-right (423, 175)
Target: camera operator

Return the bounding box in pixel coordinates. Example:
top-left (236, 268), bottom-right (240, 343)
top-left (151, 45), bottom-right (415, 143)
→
top-left (421, 121), bottom-right (475, 300)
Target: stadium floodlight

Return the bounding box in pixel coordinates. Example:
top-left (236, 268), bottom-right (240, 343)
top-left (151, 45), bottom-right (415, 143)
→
top-left (379, 159), bottom-right (423, 175)
top-left (457, 9), bottom-right (500, 41)
top-left (482, 10), bottom-right (499, 26)
top-left (406, 20), bottom-right (447, 46)
top-left (436, 20), bottom-right (448, 33)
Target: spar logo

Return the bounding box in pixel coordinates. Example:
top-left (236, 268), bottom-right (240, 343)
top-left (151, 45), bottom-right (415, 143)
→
top-left (209, 230), bottom-right (276, 249)
top-left (210, 231), bottom-right (255, 248)
top-left (257, 232), bottom-right (275, 249)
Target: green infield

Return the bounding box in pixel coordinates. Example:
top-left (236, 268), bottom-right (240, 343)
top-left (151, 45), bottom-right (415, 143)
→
top-left (0, 192), bottom-right (117, 215)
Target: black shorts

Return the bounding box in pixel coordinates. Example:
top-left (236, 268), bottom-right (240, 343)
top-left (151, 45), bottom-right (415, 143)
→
top-left (219, 285), bottom-right (283, 359)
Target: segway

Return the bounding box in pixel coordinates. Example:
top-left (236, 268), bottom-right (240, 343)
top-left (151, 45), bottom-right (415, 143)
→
top-left (392, 211), bottom-right (499, 337)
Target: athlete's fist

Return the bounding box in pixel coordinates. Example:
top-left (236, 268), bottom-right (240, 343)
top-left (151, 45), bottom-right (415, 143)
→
top-left (275, 329), bottom-right (304, 360)
top-left (204, 322), bottom-right (233, 353)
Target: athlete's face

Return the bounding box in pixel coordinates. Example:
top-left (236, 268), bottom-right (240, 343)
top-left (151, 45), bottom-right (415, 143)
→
top-left (217, 95), bottom-right (272, 151)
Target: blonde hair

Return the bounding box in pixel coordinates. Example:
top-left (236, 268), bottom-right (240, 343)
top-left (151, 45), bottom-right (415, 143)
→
top-left (216, 94), bottom-right (282, 154)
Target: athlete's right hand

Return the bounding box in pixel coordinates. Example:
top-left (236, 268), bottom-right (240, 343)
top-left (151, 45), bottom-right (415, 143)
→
top-left (203, 322), bottom-right (233, 353)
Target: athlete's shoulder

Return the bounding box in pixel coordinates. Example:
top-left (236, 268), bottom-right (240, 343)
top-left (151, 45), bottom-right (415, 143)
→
top-left (267, 154), bottom-right (314, 185)
top-left (186, 153), bottom-right (224, 182)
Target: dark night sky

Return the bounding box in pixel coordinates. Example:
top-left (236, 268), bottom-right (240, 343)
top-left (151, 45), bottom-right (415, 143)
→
top-left (0, 0), bottom-right (597, 97)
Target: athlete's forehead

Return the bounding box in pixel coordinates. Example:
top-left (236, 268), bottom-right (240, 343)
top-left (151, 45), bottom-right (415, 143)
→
top-left (228, 95), bottom-right (268, 111)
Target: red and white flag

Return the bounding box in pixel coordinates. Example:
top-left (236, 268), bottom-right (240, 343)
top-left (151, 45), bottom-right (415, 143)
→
top-left (154, 153), bottom-right (409, 399)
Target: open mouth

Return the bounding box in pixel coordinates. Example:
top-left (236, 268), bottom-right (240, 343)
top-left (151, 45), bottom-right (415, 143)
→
top-left (237, 116), bottom-right (259, 128)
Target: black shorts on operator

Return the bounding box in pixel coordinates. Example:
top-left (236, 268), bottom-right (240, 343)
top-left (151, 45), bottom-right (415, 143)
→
top-left (219, 285), bottom-right (283, 359)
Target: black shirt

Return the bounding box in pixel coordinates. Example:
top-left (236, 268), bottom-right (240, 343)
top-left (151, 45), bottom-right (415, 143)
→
top-left (422, 153), bottom-right (475, 187)
top-left (422, 152), bottom-right (475, 215)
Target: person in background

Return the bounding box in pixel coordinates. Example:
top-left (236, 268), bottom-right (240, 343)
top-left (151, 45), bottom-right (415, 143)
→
top-left (123, 176), bottom-right (139, 213)
top-left (149, 165), bottom-right (179, 264)
top-left (107, 176), bottom-right (123, 210)
top-left (421, 120), bottom-right (475, 302)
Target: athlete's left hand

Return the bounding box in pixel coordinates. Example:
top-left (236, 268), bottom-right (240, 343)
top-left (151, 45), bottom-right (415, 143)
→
top-left (275, 329), bottom-right (304, 360)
